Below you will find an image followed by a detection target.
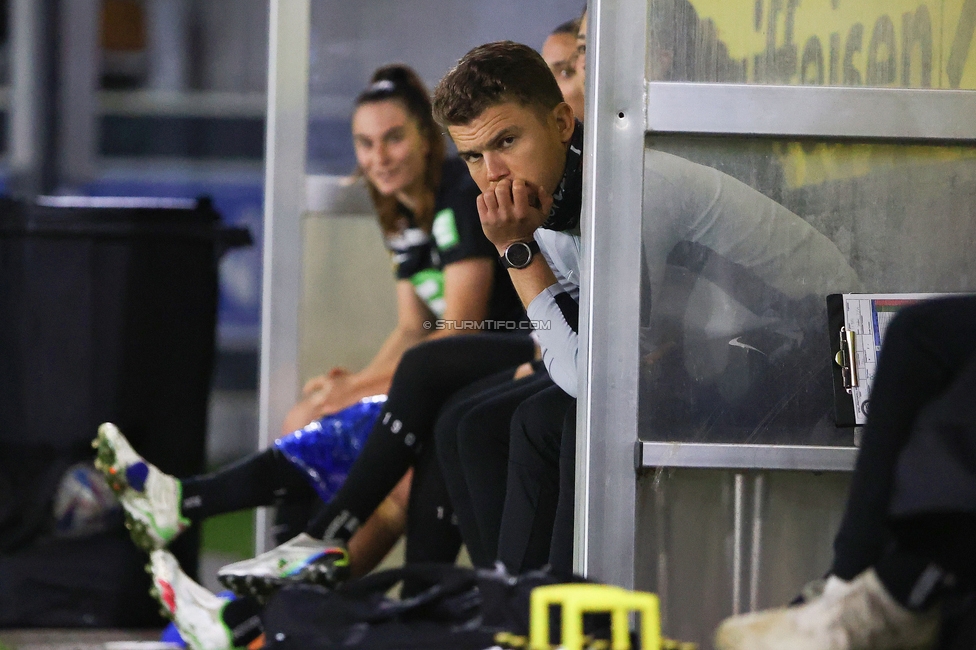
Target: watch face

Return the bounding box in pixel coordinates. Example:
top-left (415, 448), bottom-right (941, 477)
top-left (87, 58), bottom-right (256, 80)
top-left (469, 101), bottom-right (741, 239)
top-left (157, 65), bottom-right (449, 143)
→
top-left (506, 242), bottom-right (532, 268)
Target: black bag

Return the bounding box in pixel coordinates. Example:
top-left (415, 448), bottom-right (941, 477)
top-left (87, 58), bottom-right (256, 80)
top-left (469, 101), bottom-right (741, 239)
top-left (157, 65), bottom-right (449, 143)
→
top-left (0, 442), bottom-right (72, 554)
top-left (262, 563), bottom-right (614, 650)
top-left (0, 530), bottom-right (159, 627)
top-left (0, 197), bottom-right (251, 627)
top-left (937, 590), bottom-right (976, 650)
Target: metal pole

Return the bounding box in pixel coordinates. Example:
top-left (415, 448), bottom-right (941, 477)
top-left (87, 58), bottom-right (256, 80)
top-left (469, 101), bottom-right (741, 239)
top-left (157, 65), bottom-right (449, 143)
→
top-left (145, 0), bottom-right (191, 92)
top-left (576, 0), bottom-right (648, 588)
top-left (9, 0), bottom-right (55, 197)
top-left (58, 0), bottom-right (99, 189)
top-left (256, 0), bottom-right (310, 553)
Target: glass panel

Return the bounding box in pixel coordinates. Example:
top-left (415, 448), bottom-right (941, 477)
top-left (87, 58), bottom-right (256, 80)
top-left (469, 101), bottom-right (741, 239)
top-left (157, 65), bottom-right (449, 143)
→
top-left (306, 0), bottom-right (585, 173)
top-left (638, 137), bottom-right (976, 444)
top-left (649, 0), bottom-right (976, 89)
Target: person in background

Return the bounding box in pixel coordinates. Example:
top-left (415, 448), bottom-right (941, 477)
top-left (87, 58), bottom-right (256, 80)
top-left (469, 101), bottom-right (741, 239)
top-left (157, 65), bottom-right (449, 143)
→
top-left (541, 18), bottom-right (584, 120)
top-left (431, 13), bottom-right (588, 574)
top-left (716, 296), bottom-right (976, 650)
top-left (94, 63), bottom-right (533, 650)
top-left (431, 34), bottom-right (858, 577)
top-left (268, 61), bottom-right (525, 566)
top-left (261, 62), bottom-right (527, 570)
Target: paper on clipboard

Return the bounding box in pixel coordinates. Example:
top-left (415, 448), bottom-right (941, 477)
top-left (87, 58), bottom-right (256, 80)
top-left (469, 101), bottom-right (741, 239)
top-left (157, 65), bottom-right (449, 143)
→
top-left (840, 293), bottom-right (947, 424)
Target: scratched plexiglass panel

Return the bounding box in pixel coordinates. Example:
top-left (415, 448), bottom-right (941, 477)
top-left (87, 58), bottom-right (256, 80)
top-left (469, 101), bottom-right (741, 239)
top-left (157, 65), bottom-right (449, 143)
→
top-left (637, 136), bottom-right (976, 444)
top-left (649, 0), bottom-right (976, 89)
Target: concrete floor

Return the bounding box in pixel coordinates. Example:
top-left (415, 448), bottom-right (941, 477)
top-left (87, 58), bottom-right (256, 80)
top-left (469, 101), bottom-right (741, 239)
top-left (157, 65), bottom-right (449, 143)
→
top-left (0, 630), bottom-right (171, 650)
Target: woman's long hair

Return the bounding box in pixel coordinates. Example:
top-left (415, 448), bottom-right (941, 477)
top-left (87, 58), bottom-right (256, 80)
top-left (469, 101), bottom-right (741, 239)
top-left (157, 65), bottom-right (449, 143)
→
top-left (355, 65), bottom-right (445, 235)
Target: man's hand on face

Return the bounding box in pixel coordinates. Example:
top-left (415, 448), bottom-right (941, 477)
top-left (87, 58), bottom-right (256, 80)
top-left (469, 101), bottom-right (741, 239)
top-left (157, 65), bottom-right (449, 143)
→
top-left (477, 178), bottom-right (553, 254)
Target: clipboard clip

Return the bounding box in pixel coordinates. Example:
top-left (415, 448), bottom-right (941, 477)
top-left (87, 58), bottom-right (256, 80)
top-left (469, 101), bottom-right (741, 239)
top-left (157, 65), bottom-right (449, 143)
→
top-left (835, 326), bottom-right (858, 393)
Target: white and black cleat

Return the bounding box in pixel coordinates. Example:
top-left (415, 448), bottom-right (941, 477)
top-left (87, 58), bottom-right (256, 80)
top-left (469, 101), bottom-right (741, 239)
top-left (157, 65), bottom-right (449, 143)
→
top-left (217, 533), bottom-right (350, 600)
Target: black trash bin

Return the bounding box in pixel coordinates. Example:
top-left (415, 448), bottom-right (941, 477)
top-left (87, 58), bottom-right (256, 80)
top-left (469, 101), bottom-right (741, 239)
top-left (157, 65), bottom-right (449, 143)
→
top-left (0, 196), bottom-right (251, 627)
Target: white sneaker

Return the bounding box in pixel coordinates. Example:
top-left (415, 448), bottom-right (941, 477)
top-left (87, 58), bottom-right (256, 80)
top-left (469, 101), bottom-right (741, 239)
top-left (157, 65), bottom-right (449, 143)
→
top-left (93, 422), bottom-right (189, 550)
top-left (149, 550), bottom-right (234, 650)
top-left (217, 532), bottom-right (349, 600)
top-left (714, 569), bottom-right (939, 650)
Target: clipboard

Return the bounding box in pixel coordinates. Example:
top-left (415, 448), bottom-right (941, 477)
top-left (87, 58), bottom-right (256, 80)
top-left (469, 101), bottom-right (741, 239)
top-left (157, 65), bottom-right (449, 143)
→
top-left (827, 293), bottom-right (953, 427)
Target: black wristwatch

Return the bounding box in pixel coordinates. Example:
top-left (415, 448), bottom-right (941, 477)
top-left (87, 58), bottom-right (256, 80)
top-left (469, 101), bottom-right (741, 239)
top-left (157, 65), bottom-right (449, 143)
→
top-left (500, 240), bottom-right (540, 269)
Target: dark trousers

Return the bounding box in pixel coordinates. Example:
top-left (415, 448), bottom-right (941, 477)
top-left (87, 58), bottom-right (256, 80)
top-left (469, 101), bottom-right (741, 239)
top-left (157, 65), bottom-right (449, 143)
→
top-left (447, 383), bottom-right (576, 574)
top-left (548, 400), bottom-right (578, 575)
top-left (434, 369), bottom-right (554, 568)
top-left (832, 295), bottom-right (976, 580)
top-left (890, 325), bottom-right (976, 583)
top-left (496, 386), bottom-right (576, 574)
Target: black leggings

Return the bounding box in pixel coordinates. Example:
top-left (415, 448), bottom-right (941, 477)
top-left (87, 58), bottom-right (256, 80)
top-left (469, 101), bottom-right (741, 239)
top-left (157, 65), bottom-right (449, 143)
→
top-left (180, 334), bottom-right (533, 566)
top-left (180, 446), bottom-right (315, 527)
top-left (832, 296), bottom-right (976, 582)
top-left (304, 334), bottom-right (534, 562)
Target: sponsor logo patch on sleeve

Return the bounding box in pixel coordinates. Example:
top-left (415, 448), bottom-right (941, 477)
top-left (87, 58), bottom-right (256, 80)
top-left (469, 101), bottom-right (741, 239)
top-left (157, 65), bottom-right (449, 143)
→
top-left (432, 208), bottom-right (460, 250)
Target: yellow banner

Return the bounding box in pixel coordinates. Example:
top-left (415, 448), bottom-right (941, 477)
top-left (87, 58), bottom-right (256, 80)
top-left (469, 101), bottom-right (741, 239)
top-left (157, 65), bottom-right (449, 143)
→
top-left (771, 140), bottom-right (976, 188)
top-left (686, 0), bottom-right (976, 89)
top-left (673, 0), bottom-right (976, 187)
